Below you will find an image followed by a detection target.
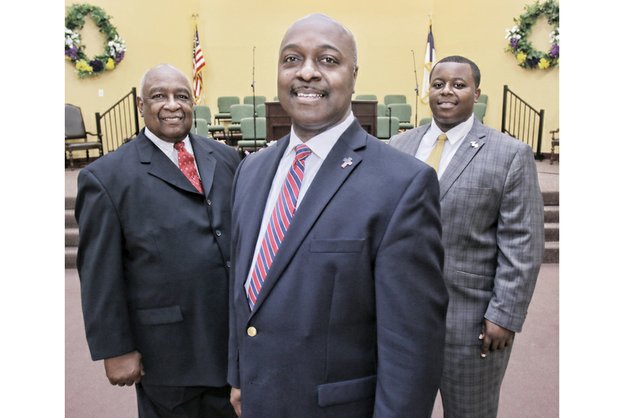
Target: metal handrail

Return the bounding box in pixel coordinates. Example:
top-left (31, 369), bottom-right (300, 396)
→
top-left (501, 85), bottom-right (544, 160)
top-left (95, 87), bottom-right (140, 153)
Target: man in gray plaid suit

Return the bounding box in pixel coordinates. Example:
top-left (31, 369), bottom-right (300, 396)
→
top-left (389, 55), bottom-right (544, 418)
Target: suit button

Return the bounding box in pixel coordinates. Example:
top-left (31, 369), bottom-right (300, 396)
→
top-left (207, 199), bottom-right (212, 206)
top-left (247, 326), bottom-right (257, 337)
top-left (215, 230), bottom-right (222, 237)
top-left (226, 261), bottom-right (231, 268)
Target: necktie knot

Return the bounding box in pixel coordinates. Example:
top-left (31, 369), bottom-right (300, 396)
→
top-left (173, 141), bottom-right (186, 151)
top-left (426, 133), bottom-right (448, 173)
top-left (294, 144), bottom-right (312, 163)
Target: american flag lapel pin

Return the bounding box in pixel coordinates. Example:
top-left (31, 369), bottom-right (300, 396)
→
top-left (470, 141), bottom-right (479, 148)
top-left (341, 157), bottom-right (353, 168)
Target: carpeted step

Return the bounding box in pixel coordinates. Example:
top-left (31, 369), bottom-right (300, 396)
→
top-left (544, 206), bottom-right (559, 223)
top-left (544, 241), bottom-right (559, 264)
top-left (544, 223), bottom-right (559, 242)
top-left (66, 209), bottom-right (78, 229)
top-left (66, 247), bottom-right (78, 269)
top-left (542, 191), bottom-right (559, 206)
top-left (66, 228), bottom-right (79, 247)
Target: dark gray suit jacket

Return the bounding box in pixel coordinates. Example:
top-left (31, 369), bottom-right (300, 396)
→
top-left (390, 119), bottom-right (544, 345)
top-left (228, 121), bottom-right (448, 417)
top-left (76, 131), bottom-right (239, 386)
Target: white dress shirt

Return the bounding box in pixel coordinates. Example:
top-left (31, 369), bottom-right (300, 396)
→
top-left (244, 112), bottom-right (356, 294)
top-left (415, 114), bottom-right (475, 179)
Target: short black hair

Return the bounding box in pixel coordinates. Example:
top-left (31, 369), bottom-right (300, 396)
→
top-left (431, 55), bottom-right (481, 88)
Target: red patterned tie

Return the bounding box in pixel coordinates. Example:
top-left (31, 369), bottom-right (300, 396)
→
top-left (174, 141), bottom-right (203, 193)
top-left (246, 144), bottom-right (312, 309)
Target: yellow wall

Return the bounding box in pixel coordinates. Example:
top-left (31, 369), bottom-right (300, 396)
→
top-left (65, 0), bottom-right (559, 152)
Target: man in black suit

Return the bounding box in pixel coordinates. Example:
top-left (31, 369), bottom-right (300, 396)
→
top-left (75, 64), bottom-right (239, 417)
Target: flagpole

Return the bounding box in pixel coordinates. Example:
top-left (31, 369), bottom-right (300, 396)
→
top-left (251, 46), bottom-right (257, 152)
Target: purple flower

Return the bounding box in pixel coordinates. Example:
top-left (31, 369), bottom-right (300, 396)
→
top-left (510, 38), bottom-right (519, 49)
top-left (114, 50), bottom-right (125, 64)
top-left (549, 44), bottom-right (559, 58)
top-left (65, 46), bottom-right (79, 60)
top-left (89, 59), bottom-right (104, 72)
top-left (526, 57), bottom-right (540, 68)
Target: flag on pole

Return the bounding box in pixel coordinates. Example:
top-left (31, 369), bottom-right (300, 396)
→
top-left (192, 27), bottom-right (206, 104)
top-left (420, 24), bottom-right (436, 105)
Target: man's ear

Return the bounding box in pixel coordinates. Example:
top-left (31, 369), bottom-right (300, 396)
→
top-left (137, 97), bottom-right (144, 117)
top-left (474, 88), bottom-right (481, 103)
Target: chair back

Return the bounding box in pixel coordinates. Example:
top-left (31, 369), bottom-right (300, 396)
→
top-left (193, 105), bottom-right (212, 124)
top-left (387, 103), bottom-right (412, 123)
top-left (240, 117), bottom-right (267, 140)
top-left (243, 95), bottom-right (266, 106)
top-left (230, 104), bottom-right (254, 124)
top-left (478, 94), bottom-right (488, 104)
top-left (356, 94), bottom-right (377, 101)
top-left (384, 94), bottom-right (407, 105)
top-left (255, 103), bottom-right (266, 117)
top-left (377, 103), bottom-right (388, 117)
top-left (376, 116), bottom-right (400, 139)
top-left (217, 96), bottom-right (240, 113)
top-left (65, 104), bottom-right (87, 139)
top-left (474, 102), bottom-right (487, 122)
top-left (419, 117), bottom-right (432, 126)
top-left (190, 118), bottom-right (211, 137)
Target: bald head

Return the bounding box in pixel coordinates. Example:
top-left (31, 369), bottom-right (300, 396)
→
top-left (139, 64), bottom-right (190, 98)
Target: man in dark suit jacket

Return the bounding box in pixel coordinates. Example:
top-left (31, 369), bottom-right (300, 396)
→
top-left (75, 64), bottom-right (239, 418)
top-left (227, 14), bottom-right (448, 417)
top-left (390, 56), bottom-right (544, 417)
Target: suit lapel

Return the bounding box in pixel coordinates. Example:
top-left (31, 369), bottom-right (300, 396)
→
top-left (190, 135), bottom-right (216, 198)
top-left (439, 120), bottom-right (487, 200)
top-left (136, 132), bottom-right (205, 195)
top-left (250, 122), bottom-right (366, 314)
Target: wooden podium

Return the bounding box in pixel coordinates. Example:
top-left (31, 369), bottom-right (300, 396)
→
top-left (265, 100), bottom-right (377, 141)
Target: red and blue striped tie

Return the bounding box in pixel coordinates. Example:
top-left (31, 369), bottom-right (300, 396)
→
top-left (247, 144), bottom-right (312, 310)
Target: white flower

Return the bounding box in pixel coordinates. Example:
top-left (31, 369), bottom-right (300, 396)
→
top-left (505, 26), bottom-right (522, 40)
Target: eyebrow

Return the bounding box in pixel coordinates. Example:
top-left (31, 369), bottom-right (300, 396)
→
top-left (280, 43), bottom-right (342, 55)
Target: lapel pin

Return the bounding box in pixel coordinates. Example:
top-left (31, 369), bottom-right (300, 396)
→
top-left (341, 157), bottom-right (353, 168)
top-left (470, 141), bottom-right (479, 148)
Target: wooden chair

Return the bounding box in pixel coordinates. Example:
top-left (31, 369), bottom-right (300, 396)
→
top-left (549, 129), bottom-right (559, 165)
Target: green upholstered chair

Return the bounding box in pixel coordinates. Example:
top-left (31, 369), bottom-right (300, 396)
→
top-left (473, 102), bottom-right (487, 123)
top-left (255, 103), bottom-right (266, 117)
top-left (419, 117), bottom-right (432, 126)
top-left (387, 103), bottom-right (414, 130)
top-left (243, 95), bottom-right (266, 106)
top-left (377, 103), bottom-right (388, 117)
top-left (215, 96), bottom-right (240, 122)
top-left (193, 105), bottom-right (225, 138)
top-left (384, 94), bottom-right (407, 105)
top-left (227, 104), bottom-right (254, 138)
top-left (477, 94), bottom-right (488, 104)
top-left (238, 117), bottom-right (267, 152)
top-left (376, 116), bottom-right (400, 141)
top-left (355, 94), bottom-right (378, 101)
top-left (190, 118), bottom-right (211, 137)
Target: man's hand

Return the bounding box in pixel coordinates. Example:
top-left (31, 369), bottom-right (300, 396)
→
top-left (103, 351), bottom-right (145, 386)
top-left (479, 319), bottom-right (515, 358)
top-left (230, 387), bottom-right (242, 417)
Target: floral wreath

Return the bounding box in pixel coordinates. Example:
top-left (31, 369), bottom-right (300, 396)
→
top-left (505, 0), bottom-right (559, 70)
top-left (65, 4), bottom-right (127, 78)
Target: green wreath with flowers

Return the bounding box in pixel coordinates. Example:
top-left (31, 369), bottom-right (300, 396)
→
top-left (505, 0), bottom-right (559, 70)
top-left (65, 4), bottom-right (127, 78)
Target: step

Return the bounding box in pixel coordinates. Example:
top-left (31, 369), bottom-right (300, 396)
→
top-left (544, 206), bottom-right (559, 223)
top-left (544, 241), bottom-right (559, 263)
top-left (66, 228), bottom-right (79, 247)
top-left (66, 196), bottom-right (76, 210)
top-left (65, 209), bottom-right (78, 229)
top-left (544, 223), bottom-right (559, 242)
top-left (542, 191), bottom-right (559, 206)
top-left (66, 247), bottom-right (77, 269)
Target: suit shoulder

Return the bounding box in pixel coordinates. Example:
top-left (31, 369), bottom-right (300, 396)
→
top-left (366, 134), bottom-right (432, 177)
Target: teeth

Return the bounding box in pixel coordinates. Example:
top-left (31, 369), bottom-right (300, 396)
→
top-left (296, 93), bottom-right (323, 98)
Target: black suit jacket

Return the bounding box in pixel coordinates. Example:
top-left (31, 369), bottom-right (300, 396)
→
top-left (75, 131), bottom-right (240, 386)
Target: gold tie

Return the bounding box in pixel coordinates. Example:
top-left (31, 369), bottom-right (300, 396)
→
top-left (426, 133), bottom-right (448, 172)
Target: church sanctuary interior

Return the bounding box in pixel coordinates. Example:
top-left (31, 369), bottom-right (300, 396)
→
top-left (65, 0), bottom-right (559, 417)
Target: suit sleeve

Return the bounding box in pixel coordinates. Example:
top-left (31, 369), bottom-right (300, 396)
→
top-left (373, 165), bottom-right (448, 417)
top-left (485, 145), bottom-right (545, 332)
top-left (75, 169), bottom-right (135, 360)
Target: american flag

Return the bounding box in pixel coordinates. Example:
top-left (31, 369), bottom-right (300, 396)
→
top-left (192, 28), bottom-right (206, 104)
top-left (420, 24), bottom-right (435, 105)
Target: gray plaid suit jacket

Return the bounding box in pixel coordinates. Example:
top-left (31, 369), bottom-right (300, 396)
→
top-left (389, 118), bottom-right (544, 345)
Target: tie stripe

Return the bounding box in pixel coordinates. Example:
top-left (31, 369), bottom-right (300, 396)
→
top-left (247, 144), bottom-right (312, 309)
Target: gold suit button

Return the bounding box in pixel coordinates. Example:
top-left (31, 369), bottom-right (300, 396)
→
top-left (247, 326), bottom-right (257, 337)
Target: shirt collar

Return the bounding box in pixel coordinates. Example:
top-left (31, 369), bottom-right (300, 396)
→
top-left (287, 112), bottom-right (355, 160)
top-left (429, 113), bottom-right (475, 144)
top-left (144, 127), bottom-right (192, 154)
